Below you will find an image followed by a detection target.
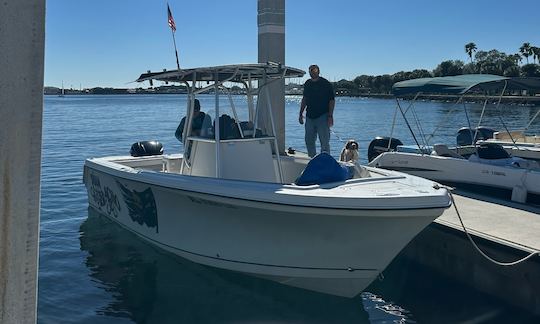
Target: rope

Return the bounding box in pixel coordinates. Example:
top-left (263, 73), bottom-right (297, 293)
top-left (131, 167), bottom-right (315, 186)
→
top-left (437, 185), bottom-right (539, 266)
top-left (330, 128), bottom-right (350, 144)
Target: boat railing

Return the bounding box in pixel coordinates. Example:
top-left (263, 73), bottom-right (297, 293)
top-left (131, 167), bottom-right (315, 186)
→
top-left (186, 135), bottom-right (276, 144)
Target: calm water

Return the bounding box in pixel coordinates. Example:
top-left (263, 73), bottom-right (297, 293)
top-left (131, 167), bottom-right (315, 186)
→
top-left (38, 94), bottom-right (540, 323)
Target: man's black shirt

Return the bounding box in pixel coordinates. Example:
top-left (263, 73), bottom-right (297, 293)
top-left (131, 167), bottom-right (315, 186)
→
top-left (303, 77), bottom-right (335, 119)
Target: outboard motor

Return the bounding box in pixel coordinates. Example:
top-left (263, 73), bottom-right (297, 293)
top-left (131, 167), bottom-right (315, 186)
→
top-left (367, 136), bottom-right (403, 162)
top-left (457, 127), bottom-right (475, 146)
top-left (130, 141), bottom-right (164, 157)
top-left (457, 127), bottom-right (496, 146)
top-left (476, 126), bottom-right (495, 140)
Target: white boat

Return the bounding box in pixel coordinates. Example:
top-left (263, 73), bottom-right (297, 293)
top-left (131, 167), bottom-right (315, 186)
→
top-left (368, 74), bottom-right (540, 204)
top-left (481, 130), bottom-right (540, 162)
top-left (83, 63), bottom-right (451, 297)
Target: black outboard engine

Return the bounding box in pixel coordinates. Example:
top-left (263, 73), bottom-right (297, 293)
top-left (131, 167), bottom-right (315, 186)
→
top-left (476, 126), bottom-right (495, 141)
top-left (367, 136), bottom-right (403, 162)
top-left (130, 141), bottom-right (164, 157)
top-left (476, 143), bottom-right (510, 159)
top-left (457, 127), bottom-right (475, 146)
top-left (456, 127), bottom-right (496, 146)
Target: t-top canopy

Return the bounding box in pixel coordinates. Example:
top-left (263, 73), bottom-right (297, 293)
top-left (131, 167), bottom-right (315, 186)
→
top-left (392, 74), bottom-right (540, 96)
top-left (136, 63), bottom-right (305, 84)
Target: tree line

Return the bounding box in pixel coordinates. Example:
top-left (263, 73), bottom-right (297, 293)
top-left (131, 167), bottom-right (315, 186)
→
top-left (333, 42), bottom-right (540, 94)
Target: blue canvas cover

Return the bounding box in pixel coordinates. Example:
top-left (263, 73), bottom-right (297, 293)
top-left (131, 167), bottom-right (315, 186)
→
top-left (295, 153), bottom-right (353, 186)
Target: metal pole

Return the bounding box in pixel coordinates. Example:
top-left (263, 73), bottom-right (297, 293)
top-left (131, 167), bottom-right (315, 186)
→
top-left (258, 0), bottom-right (285, 154)
top-left (387, 104), bottom-right (399, 151)
top-left (0, 0), bottom-right (44, 322)
top-left (264, 84), bottom-right (284, 183)
top-left (214, 71), bottom-right (221, 178)
top-left (396, 99), bottom-right (423, 154)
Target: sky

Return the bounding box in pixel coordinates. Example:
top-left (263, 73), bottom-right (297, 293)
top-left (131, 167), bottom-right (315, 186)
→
top-left (45, 0), bottom-right (540, 89)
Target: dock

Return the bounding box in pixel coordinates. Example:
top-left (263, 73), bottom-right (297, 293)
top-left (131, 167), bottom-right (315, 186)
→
top-left (395, 191), bottom-right (540, 315)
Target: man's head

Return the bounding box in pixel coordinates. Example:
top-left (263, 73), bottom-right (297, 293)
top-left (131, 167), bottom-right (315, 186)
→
top-left (309, 64), bottom-right (320, 80)
top-left (194, 99), bottom-right (201, 112)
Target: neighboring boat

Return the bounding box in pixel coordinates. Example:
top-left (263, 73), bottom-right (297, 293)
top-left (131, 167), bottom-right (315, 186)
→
top-left (450, 126), bottom-right (540, 162)
top-left (83, 63), bottom-right (451, 298)
top-left (368, 74), bottom-right (540, 204)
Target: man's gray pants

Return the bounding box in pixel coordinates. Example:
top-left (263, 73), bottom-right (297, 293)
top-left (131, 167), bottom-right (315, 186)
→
top-left (305, 113), bottom-right (330, 158)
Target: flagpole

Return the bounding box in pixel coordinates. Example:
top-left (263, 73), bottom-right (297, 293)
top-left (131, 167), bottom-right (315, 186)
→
top-left (167, 3), bottom-right (180, 70)
top-left (171, 29), bottom-right (180, 71)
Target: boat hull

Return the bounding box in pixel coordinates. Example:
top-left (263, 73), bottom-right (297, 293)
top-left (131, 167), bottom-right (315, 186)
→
top-left (370, 152), bottom-right (540, 203)
top-left (84, 163), bottom-right (445, 297)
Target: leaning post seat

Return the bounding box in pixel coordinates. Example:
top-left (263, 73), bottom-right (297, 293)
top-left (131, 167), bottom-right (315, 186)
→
top-left (476, 143), bottom-right (510, 160)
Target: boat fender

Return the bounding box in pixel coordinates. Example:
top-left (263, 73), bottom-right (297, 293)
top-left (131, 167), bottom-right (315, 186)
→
top-left (130, 141), bottom-right (164, 157)
top-left (511, 185), bottom-right (527, 203)
top-left (367, 137), bottom-right (403, 162)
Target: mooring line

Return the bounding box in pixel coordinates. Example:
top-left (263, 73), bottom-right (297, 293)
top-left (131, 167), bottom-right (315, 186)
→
top-left (435, 184), bottom-right (540, 266)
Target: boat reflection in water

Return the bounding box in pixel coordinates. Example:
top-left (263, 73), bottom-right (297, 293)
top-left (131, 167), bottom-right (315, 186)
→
top-left (80, 208), bottom-right (373, 323)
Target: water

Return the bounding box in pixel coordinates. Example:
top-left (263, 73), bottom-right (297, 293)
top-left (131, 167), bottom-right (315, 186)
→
top-left (38, 94), bottom-right (540, 323)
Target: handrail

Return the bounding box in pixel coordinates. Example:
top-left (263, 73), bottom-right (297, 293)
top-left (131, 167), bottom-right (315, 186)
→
top-left (223, 86), bottom-right (245, 138)
top-left (186, 136), bottom-right (275, 144)
top-left (263, 83), bottom-right (284, 183)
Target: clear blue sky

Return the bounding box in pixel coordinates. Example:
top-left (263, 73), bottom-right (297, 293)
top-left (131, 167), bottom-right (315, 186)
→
top-left (45, 0), bottom-right (540, 89)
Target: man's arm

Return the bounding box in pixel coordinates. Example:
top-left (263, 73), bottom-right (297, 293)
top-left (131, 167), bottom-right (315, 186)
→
top-left (327, 81), bottom-right (335, 127)
top-left (299, 96), bottom-right (306, 124)
top-left (328, 99), bottom-right (335, 127)
top-left (175, 117), bottom-right (186, 141)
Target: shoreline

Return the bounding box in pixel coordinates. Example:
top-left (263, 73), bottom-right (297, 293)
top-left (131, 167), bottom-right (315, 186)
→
top-left (354, 93), bottom-right (540, 105)
top-left (45, 92), bottom-right (540, 105)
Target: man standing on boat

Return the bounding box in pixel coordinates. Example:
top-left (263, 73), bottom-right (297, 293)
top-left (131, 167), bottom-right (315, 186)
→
top-left (299, 64), bottom-right (335, 158)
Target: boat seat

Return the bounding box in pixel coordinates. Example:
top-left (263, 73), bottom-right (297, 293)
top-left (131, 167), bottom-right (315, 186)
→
top-left (431, 144), bottom-right (464, 159)
top-left (214, 114), bottom-right (241, 139)
top-left (476, 143), bottom-right (510, 159)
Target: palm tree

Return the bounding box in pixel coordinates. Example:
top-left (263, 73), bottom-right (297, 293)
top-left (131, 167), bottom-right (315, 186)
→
top-left (512, 53), bottom-right (523, 66)
top-left (531, 46), bottom-right (540, 64)
top-left (465, 42), bottom-right (477, 63)
top-left (520, 42), bottom-right (533, 64)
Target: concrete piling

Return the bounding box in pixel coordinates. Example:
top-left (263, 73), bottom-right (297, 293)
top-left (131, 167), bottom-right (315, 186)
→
top-left (0, 0), bottom-right (45, 322)
top-left (258, 0), bottom-right (286, 154)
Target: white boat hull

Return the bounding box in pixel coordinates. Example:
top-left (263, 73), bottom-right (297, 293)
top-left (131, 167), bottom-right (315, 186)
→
top-left (369, 152), bottom-right (540, 202)
top-left (84, 158), bottom-right (448, 297)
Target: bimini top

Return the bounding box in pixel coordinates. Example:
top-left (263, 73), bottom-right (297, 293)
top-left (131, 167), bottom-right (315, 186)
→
top-left (392, 74), bottom-right (540, 96)
top-left (136, 63), bottom-right (305, 83)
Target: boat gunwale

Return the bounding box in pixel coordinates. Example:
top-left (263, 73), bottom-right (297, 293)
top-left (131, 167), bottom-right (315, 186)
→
top-left (84, 157), bottom-right (452, 212)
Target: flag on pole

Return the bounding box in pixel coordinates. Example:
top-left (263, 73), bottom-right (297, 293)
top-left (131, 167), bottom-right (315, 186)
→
top-left (167, 4), bottom-right (176, 32)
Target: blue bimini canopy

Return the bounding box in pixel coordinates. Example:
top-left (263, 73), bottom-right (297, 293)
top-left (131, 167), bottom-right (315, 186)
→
top-left (392, 74), bottom-right (540, 96)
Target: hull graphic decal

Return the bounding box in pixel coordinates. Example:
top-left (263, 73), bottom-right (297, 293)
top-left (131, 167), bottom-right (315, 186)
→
top-left (116, 181), bottom-right (159, 233)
